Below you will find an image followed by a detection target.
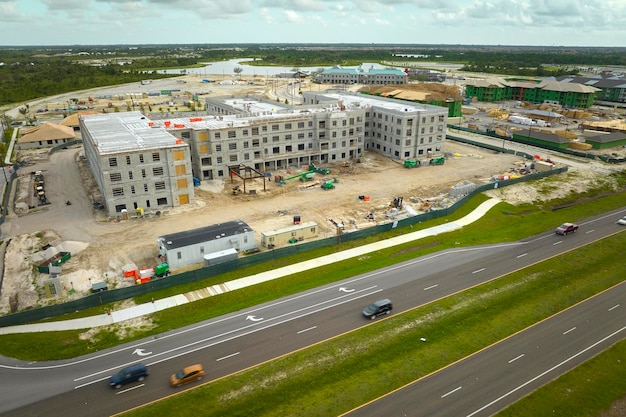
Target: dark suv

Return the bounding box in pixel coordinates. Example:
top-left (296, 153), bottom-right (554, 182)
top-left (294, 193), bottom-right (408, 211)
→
top-left (109, 363), bottom-right (149, 389)
top-left (362, 299), bottom-right (393, 320)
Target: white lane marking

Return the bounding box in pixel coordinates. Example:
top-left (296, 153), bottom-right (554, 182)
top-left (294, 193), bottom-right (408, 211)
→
top-left (553, 241), bottom-right (563, 245)
top-left (424, 285), bottom-right (438, 291)
top-left (216, 352), bottom-right (240, 362)
top-left (115, 384), bottom-right (145, 394)
top-left (297, 326), bottom-right (317, 334)
top-left (609, 304), bottom-right (620, 311)
top-left (466, 325), bottom-right (626, 417)
top-left (472, 268), bottom-right (485, 274)
top-left (508, 354), bottom-right (524, 363)
top-left (563, 327), bottom-right (576, 335)
top-left (586, 230), bottom-right (594, 234)
top-left (441, 386), bottom-right (462, 398)
top-left (516, 253), bottom-right (528, 258)
top-left (74, 286), bottom-right (382, 382)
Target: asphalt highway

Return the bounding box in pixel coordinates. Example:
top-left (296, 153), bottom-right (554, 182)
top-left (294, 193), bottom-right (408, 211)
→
top-left (0, 208), bottom-right (624, 416)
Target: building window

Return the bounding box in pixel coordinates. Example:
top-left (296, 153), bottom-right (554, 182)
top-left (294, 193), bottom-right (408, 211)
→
top-left (272, 136), bottom-right (279, 142)
top-left (126, 155), bottom-right (131, 165)
top-left (252, 127), bottom-right (259, 135)
top-left (272, 124), bottom-right (279, 131)
top-left (229, 143), bottom-right (237, 150)
top-left (262, 126), bottom-right (268, 132)
top-left (243, 141), bottom-right (249, 148)
top-left (139, 154), bottom-right (144, 163)
top-left (216, 156), bottom-right (223, 164)
top-left (153, 167), bottom-right (164, 176)
top-left (128, 171), bottom-right (133, 180)
top-left (252, 139), bottom-right (260, 147)
top-left (108, 157), bottom-right (118, 167)
top-left (155, 181), bottom-right (166, 190)
top-left (228, 130), bottom-right (236, 138)
top-left (177, 252), bottom-right (182, 260)
top-left (285, 123), bottom-right (292, 129)
top-left (273, 147), bottom-right (280, 154)
top-left (143, 184), bottom-right (148, 192)
top-left (285, 134), bottom-right (292, 140)
top-left (112, 187), bottom-right (124, 196)
top-left (130, 185), bottom-right (136, 194)
top-left (141, 169), bottom-right (146, 178)
top-left (215, 144), bottom-right (222, 152)
top-left (242, 129), bottom-right (249, 136)
top-left (229, 155), bottom-right (237, 162)
top-left (298, 122), bottom-right (304, 128)
top-left (244, 153), bottom-right (250, 160)
top-left (157, 197), bottom-right (168, 205)
top-left (152, 152), bottom-right (160, 162)
top-left (110, 172), bottom-right (122, 182)
top-left (214, 132), bottom-right (221, 139)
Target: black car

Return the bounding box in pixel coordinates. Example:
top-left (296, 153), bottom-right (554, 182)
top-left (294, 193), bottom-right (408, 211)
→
top-left (362, 299), bottom-right (393, 320)
top-left (109, 363), bottom-right (149, 389)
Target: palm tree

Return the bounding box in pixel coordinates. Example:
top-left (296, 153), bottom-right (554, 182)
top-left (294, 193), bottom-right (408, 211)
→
top-left (18, 105), bottom-right (30, 123)
top-left (233, 66), bottom-right (243, 80)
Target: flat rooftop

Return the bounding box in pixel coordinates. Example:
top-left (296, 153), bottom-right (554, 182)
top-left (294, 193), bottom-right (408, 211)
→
top-left (157, 220), bottom-right (253, 250)
top-left (320, 92), bottom-right (443, 113)
top-left (81, 111), bottom-right (184, 155)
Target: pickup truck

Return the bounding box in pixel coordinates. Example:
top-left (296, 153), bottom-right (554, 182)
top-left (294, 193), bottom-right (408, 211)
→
top-left (555, 222), bottom-right (579, 235)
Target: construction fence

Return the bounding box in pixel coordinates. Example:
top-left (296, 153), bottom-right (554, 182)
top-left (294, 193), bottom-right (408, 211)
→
top-left (0, 164), bottom-right (568, 328)
top-left (448, 126), bottom-right (626, 164)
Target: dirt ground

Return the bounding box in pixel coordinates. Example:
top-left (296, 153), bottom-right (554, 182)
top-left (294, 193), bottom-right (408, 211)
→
top-left (0, 76), bottom-right (618, 315)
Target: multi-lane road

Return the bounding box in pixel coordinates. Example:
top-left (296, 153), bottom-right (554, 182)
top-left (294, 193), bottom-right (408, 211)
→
top-left (1, 208), bottom-right (624, 416)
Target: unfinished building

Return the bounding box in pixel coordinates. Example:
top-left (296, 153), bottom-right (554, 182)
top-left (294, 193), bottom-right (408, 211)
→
top-left (80, 112), bottom-right (194, 217)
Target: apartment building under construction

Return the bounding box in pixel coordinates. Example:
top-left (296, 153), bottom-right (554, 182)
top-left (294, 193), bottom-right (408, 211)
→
top-left (80, 92), bottom-right (447, 216)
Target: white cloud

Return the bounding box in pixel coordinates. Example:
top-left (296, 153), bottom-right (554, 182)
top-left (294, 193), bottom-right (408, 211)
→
top-left (0, 0), bottom-right (625, 45)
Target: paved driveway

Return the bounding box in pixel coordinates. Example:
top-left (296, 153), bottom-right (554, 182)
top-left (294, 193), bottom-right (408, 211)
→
top-left (1, 145), bottom-right (108, 242)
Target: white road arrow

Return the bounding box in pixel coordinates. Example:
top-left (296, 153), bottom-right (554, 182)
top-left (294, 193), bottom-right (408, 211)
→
top-left (132, 348), bottom-right (152, 356)
top-left (339, 287), bottom-right (355, 293)
top-left (246, 315), bottom-right (263, 322)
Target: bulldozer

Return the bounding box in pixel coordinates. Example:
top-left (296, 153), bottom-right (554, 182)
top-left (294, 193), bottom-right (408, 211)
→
top-left (232, 185), bottom-right (242, 195)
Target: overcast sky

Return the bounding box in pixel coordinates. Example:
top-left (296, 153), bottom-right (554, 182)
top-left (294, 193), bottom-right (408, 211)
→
top-left (1, 0), bottom-right (624, 47)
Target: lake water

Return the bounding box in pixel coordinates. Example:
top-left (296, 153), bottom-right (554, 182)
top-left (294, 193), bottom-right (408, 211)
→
top-left (158, 58), bottom-right (388, 77)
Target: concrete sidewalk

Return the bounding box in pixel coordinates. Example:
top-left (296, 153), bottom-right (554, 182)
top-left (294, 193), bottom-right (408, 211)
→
top-left (0, 198), bottom-right (501, 334)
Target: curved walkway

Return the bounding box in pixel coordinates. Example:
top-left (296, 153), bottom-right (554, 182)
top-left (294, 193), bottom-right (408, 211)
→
top-left (0, 198), bottom-right (501, 334)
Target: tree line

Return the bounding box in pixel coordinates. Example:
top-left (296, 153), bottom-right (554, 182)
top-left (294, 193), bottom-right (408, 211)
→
top-left (1, 44), bottom-right (625, 109)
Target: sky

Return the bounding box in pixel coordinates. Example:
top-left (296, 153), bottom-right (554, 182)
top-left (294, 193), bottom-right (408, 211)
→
top-left (1, 0), bottom-right (625, 47)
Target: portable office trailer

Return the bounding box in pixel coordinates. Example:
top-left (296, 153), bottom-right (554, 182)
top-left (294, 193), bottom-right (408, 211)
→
top-left (157, 220), bottom-right (254, 269)
top-left (261, 221), bottom-right (318, 248)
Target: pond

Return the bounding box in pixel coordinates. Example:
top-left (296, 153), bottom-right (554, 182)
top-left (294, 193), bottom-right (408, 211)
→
top-left (158, 58), bottom-right (389, 77)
